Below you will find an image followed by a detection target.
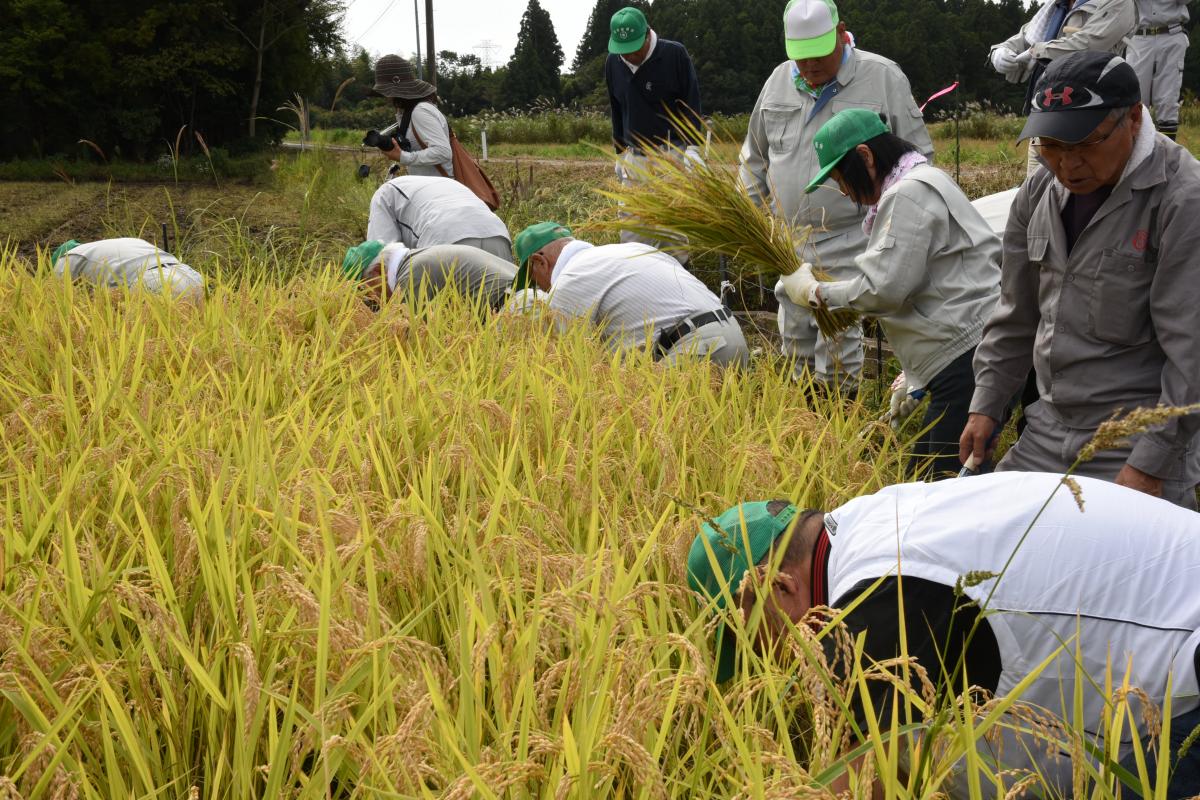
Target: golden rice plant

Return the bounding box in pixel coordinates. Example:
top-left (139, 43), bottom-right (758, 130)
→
top-left (588, 112), bottom-right (858, 338)
top-left (0, 236), bottom-right (1179, 799)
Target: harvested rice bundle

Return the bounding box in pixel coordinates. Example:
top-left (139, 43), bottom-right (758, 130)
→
top-left (591, 114), bottom-right (858, 338)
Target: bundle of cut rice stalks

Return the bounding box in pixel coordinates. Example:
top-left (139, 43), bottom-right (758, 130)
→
top-left (590, 113), bottom-right (858, 338)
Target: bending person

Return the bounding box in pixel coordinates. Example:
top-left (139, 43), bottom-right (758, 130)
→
top-left (512, 222), bottom-right (749, 368)
top-left (366, 175), bottom-right (511, 262)
top-left (687, 472), bottom-right (1200, 797)
top-left (342, 240), bottom-right (515, 312)
top-left (51, 238), bottom-right (205, 304)
top-left (783, 109), bottom-right (1000, 477)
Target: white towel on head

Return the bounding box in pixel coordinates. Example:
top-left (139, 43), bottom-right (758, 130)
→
top-left (380, 242), bottom-right (410, 292)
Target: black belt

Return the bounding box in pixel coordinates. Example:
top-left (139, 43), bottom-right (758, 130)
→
top-left (654, 306), bottom-right (732, 359)
top-left (1137, 24), bottom-right (1180, 35)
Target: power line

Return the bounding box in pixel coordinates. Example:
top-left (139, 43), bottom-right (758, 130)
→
top-left (351, 0), bottom-right (400, 44)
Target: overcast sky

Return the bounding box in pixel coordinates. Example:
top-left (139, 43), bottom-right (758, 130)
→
top-left (341, 0), bottom-right (592, 70)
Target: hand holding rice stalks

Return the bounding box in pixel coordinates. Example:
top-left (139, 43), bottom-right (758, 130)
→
top-left (590, 112), bottom-right (858, 338)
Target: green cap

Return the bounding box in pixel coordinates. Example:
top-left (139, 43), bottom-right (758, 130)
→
top-left (804, 108), bottom-right (890, 194)
top-left (342, 240), bottom-right (385, 280)
top-left (784, 0), bottom-right (840, 61)
top-left (514, 221), bottom-right (572, 288)
top-left (686, 501), bottom-right (799, 683)
top-left (609, 7), bottom-right (648, 55)
top-left (52, 239), bottom-right (81, 265)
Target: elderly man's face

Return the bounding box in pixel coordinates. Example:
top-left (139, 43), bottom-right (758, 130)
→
top-left (1036, 106), bottom-right (1143, 195)
top-left (622, 30), bottom-right (654, 65)
top-left (794, 24), bottom-right (846, 88)
top-left (527, 237), bottom-right (571, 292)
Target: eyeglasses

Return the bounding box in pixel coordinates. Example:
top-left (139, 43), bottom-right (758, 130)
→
top-left (1032, 115), bottom-right (1128, 158)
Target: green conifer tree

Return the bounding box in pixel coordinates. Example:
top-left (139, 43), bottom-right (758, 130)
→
top-left (503, 0), bottom-right (565, 107)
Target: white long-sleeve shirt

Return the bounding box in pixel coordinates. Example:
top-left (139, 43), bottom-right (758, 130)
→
top-left (547, 241), bottom-right (725, 351)
top-left (53, 238), bottom-right (204, 299)
top-left (396, 102), bottom-right (454, 177)
top-left (366, 176), bottom-right (510, 248)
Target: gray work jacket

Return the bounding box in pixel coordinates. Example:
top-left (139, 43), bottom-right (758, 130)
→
top-left (1135, 0), bottom-right (1189, 28)
top-left (970, 133), bottom-right (1200, 481)
top-left (820, 165), bottom-right (1001, 387)
top-left (994, 0), bottom-right (1137, 81)
top-left (738, 49), bottom-right (933, 245)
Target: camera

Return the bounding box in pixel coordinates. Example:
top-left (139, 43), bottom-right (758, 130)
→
top-left (362, 121), bottom-right (413, 152)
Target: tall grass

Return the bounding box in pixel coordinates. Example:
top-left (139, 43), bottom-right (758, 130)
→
top-left (0, 241), bottom-right (1183, 798)
top-left (0, 246), bottom-right (904, 797)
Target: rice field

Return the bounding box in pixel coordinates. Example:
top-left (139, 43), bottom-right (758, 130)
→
top-left (0, 122), bottom-right (1192, 797)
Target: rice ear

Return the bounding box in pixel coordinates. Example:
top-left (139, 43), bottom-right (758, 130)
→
top-left (589, 109), bottom-right (858, 338)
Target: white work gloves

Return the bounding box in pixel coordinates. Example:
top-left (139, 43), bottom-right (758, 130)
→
top-left (990, 47), bottom-right (1029, 83)
top-left (780, 262), bottom-right (822, 308)
top-left (886, 372), bottom-right (927, 429)
top-left (683, 146), bottom-right (704, 171)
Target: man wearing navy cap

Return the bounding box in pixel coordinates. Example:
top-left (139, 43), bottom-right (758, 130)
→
top-left (961, 51), bottom-right (1200, 509)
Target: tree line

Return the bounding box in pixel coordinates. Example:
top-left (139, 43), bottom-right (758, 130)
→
top-left (2, 0), bottom-right (1197, 159)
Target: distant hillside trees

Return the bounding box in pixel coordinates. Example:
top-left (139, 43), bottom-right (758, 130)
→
top-left (0, 0), bottom-right (343, 158)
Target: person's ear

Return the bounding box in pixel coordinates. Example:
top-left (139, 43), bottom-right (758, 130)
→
top-left (1129, 104), bottom-right (1143, 135)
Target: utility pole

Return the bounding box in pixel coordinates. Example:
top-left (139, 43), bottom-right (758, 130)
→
top-left (413, 0), bottom-right (422, 71)
top-left (425, 0), bottom-right (436, 87)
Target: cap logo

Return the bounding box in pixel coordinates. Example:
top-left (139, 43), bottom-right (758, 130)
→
top-left (615, 26), bottom-right (637, 41)
top-left (1043, 86), bottom-right (1074, 107)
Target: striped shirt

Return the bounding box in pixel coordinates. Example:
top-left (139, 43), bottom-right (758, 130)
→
top-left (547, 241), bottom-right (724, 351)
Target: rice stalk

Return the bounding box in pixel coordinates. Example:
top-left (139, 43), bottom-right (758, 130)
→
top-left (588, 110), bottom-right (858, 337)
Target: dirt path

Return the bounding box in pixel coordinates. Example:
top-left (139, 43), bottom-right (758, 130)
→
top-left (280, 141), bottom-right (610, 169)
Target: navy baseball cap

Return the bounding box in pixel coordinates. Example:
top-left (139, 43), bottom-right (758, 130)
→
top-left (1018, 51), bottom-right (1141, 144)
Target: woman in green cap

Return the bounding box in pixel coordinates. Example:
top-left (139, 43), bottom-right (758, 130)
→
top-left (780, 107), bottom-right (1002, 477)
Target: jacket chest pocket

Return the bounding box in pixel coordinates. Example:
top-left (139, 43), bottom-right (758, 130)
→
top-left (762, 107), bottom-right (802, 154)
top-left (1022, 234), bottom-right (1059, 303)
top-left (1089, 251), bottom-right (1155, 345)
